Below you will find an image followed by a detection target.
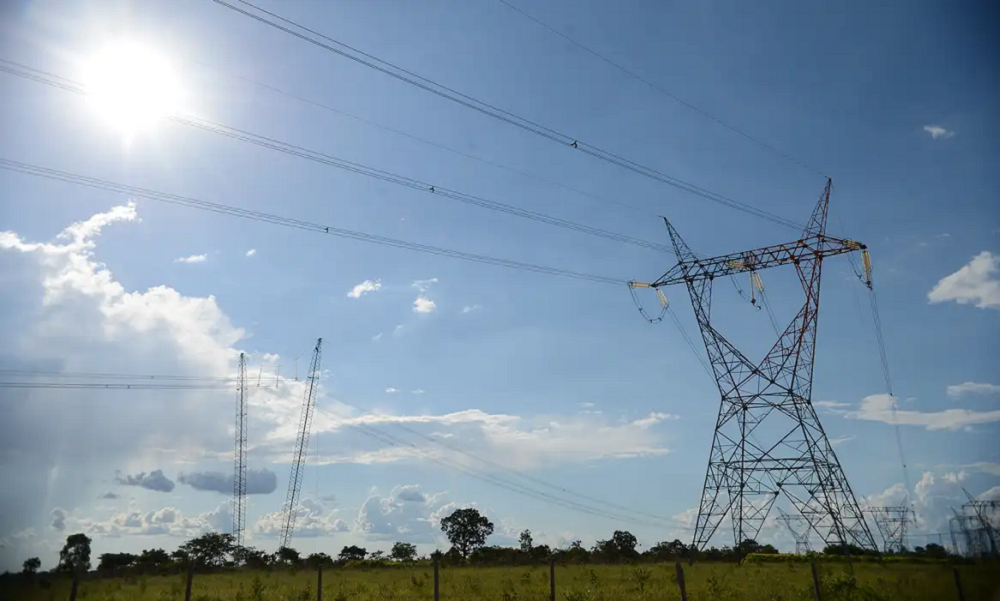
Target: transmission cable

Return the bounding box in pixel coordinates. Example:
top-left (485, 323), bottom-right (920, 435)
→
top-left (261, 386), bottom-right (671, 528)
top-left (0, 60), bottom-right (672, 255)
top-left (0, 158), bottom-right (627, 286)
top-left (199, 60), bottom-right (653, 218)
top-left (209, 0), bottom-right (805, 231)
top-left (496, 0), bottom-right (827, 179)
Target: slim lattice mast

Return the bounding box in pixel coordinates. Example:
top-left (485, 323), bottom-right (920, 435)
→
top-left (865, 506), bottom-right (913, 553)
top-left (641, 180), bottom-right (877, 553)
top-left (279, 338), bottom-right (322, 550)
top-left (233, 352), bottom-right (248, 548)
top-left (777, 507), bottom-right (813, 554)
top-left (962, 489), bottom-right (999, 557)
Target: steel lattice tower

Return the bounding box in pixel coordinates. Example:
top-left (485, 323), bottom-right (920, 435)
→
top-left (647, 180), bottom-right (877, 552)
top-left (279, 338), bottom-right (322, 550)
top-left (233, 353), bottom-right (248, 548)
top-left (865, 506), bottom-right (913, 553)
top-left (777, 508), bottom-right (813, 554)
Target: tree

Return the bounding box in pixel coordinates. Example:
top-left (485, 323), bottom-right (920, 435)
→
top-left (646, 539), bottom-right (689, 560)
top-left (137, 548), bottom-right (171, 569)
top-left (97, 552), bottom-right (137, 573)
top-left (390, 542), bottom-right (417, 562)
top-left (338, 545), bottom-right (367, 562)
top-left (21, 557), bottom-right (40, 575)
top-left (440, 508), bottom-right (494, 559)
top-left (178, 532), bottom-right (235, 568)
top-left (276, 546), bottom-right (301, 566)
top-left (593, 530), bottom-right (638, 561)
top-left (519, 529), bottom-right (533, 554)
top-left (369, 550), bottom-right (385, 561)
top-left (58, 533), bottom-right (92, 572)
top-left (304, 552), bottom-right (334, 569)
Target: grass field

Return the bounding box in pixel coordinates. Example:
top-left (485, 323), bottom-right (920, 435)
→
top-left (3, 561), bottom-right (998, 601)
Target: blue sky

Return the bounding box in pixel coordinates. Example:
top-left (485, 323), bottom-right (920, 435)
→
top-left (1, 0), bottom-right (998, 568)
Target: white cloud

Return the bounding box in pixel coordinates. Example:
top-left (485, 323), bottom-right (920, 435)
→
top-left (813, 400), bottom-right (850, 408)
top-left (947, 382), bottom-right (1000, 399)
top-left (411, 278), bottom-right (438, 293)
top-left (923, 125), bottom-right (955, 139)
top-left (254, 498), bottom-right (348, 538)
top-left (461, 305), bottom-right (481, 314)
top-left (393, 324), bottom-right (405, 336)
top-left (245, 249), bottom-right (256, 257)
top-left (372, 332), bottom-right (383, 342)
top-left (961, 462), bottom-right (1000, 477)
top-left (115, 470), bottom-right (175, 493)
top-left (385, 387), bottom-right (398, 393)
top-left (82, 501), bottom-right (232, 538)
top-left (413, 296), bottom-right (436, 314)
top-left (928, 251), bottom-right (1000, 311)
top-left (178, 468), bottom-right (277, 495)
top-left (173, 254), bottom-right (207, 264)
top-left (828, 435), bottom-right (854, 446)
top-left (846, 393), bottom-right (1000, 430)
top-left (347, 279), bottom-right (381, 298)
top-left (411, 389), bottom-right (425, 395)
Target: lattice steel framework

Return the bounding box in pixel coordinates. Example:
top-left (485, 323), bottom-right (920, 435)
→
top-left (777, 507), bottom-right (813, 554)
top-left (232, 353), bottom-right (248, 548)
top-left (962, 490), bottom-right (999, 557)
top-left (279, 338), bottom-right (323, 550)
top-left (648, 180), bottom-right (877, 552)
top-left (865, 506), bottom-right (913, 553)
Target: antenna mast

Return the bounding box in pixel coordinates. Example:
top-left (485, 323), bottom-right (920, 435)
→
top-left (279, 338), bottom-right (322, 550)
top-left (233, 353), bottom-right (248, 548)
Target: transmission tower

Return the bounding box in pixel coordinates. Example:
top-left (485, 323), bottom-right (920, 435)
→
top-left (233, 353), bottom-right (248, 548)
top-left (777, 507), bottom-right (813, 554)
top-left (962, 489), bottom-right (999, 557)
top-left (865, 506), bottom-right (913, 553)
top-left (279, 338), bottom-right (322, 550)
top-left (636, 180), bottom-right (877, 552)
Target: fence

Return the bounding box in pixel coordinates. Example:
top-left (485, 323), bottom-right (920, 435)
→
top-left (61, 559), bottom-right (974, 601)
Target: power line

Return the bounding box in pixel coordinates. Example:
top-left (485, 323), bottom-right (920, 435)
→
top-left (209, 0), bottom-right (805, 231)
top-left (495, 0), bottom-right (828, 179)
top-left (0, 60), bottom-right (672, 255)
top-left (0, 158), bottom-right (627, 286)
top-left (199, 60), bottom-right (654, 218)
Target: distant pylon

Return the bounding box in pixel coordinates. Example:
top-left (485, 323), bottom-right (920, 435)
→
top-left (233, 352), bottom-right (248, 548)
top-left (279, 338), bottom-right (322, 550)
top-left (640, 180), bottom-right (877, 553)
top-left (777, 508), bottom-right (812, 554)
top-left (865, 506), bottom-right (913, 553)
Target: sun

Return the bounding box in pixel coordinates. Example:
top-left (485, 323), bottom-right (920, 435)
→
top-left (82, 40), bottom-right (181, 136)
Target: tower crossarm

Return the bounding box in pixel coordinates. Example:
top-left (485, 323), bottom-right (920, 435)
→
top-left (652, 235), bottom-right (866, 287)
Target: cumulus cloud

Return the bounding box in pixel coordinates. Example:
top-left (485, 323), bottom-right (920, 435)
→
top-left (254, 498), bottom-right (349, 538)
top-left (928, 251), bottom-right (1000, 311)
top-left (411, 278), bottom-right (438, 293)
top-left (846, 394), bottom-right (1000, 430)
top-left (385, 387), bottom-right (398, 393)
top-left (116, 470), bottom-right (175, 493)
top-left (411, 389), bottom-right (425, 395)
top-left (173, 254), bottom-right (207, 264)
top-left (178, 468), bottom-right (277, 495)
top-left (50, 508), bottom-right (66, 531)
top-left (395, 485), bottom-right (426, 503)
top-left (98, 492), bottom-right (121, 500)
top-left (245, 249), bottom-right (256, 257)
top-left (355, 485), bottom-right (450, 542)
top-left (347, 279), bottom-right (381, 298)
top-left (461, 305), bottom-right (481, 314)
top-left (923, 125), bottom-right (955, 139)
top-left (413, 296), bottom-right (436, 314)
top-left (947, 382), bottom-right (1000, 399)
top-left (83, 502), bottom-right (231, 538)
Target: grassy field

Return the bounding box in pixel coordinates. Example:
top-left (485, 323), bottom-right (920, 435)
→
top-left (3, 561), bottom-right (998, 601)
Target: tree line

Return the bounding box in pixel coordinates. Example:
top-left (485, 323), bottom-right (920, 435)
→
top-left (8, 507), bottom-right (957, 577)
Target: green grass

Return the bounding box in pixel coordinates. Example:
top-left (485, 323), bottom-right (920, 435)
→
top-left (3, 562), bottom-right (997, 601)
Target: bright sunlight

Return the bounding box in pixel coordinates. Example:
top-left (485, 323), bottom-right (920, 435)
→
top-left (82, 40), bottom-right (180, 135)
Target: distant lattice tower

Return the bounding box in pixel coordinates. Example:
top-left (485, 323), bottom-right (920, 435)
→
top-left (865, 506), bottom-right (913, 553)
top-left (635, 180), bottom-right (878, 553)
top-left (777, 507), bottom-right (813, 554)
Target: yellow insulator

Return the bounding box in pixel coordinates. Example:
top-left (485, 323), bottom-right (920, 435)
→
top-left (729, 260), bottom-right (746, 271)
top-left (862, 250), bottom-right (873, 286)
top-left (751, 272), bottom-right (764, 293)
top-left (630, 281), bottom-right (651, 288)
top-left (656, 289), bottom-right (669, 308)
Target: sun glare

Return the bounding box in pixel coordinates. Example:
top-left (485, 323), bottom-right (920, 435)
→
top-left (82, 40), bottom-right (181, 136)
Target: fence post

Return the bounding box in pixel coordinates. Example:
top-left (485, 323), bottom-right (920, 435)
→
top-left (317, 564), bottom-right (323, 601)
top-left (433, 558), bottom-right (440, 601)
top-left (183, 564), bottom-right (194, 601)
top-left (549, 559), bottom-right (555, 601)
top-left (69, 571), bottom-right (80, 601)
top-left (953, 567), bottom-right (965, 601)
top-left (674, 562), bottom-right (687, 601)
top-left (810, 562), bottom-right (822, 601)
